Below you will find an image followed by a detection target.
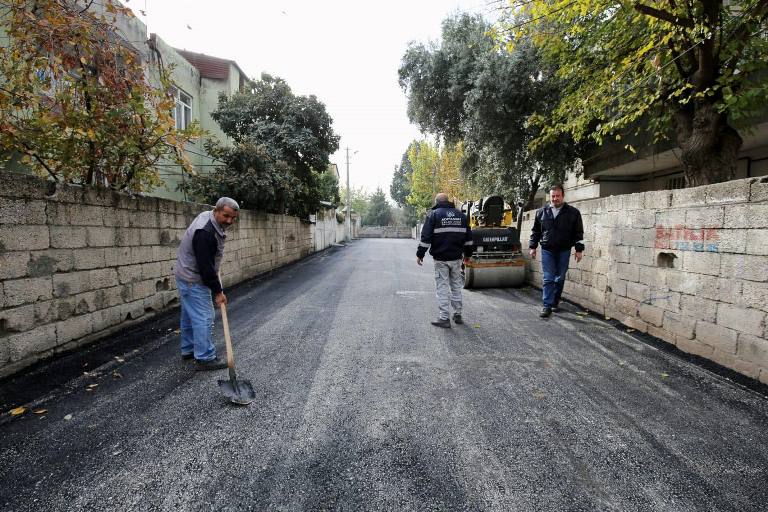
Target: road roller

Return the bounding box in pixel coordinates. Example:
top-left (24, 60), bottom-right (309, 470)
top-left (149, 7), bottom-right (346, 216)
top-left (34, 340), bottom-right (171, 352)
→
top-left (460, 196), bottom-right (526, 289)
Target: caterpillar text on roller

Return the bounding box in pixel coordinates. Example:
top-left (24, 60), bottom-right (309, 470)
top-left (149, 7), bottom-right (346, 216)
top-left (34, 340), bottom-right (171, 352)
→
top-left (461, 196), bottom-right (526, 289)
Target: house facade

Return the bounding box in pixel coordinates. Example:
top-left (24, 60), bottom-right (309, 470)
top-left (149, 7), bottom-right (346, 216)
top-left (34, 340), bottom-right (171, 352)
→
top-left (564, 119), bottom-right (768, 203)
top-left (0, 1), bottom-right (251, 203)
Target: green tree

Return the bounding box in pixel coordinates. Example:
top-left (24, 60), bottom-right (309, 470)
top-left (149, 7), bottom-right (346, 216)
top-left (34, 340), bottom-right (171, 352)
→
top-left (391, 144), bottom-right (419, 226)
top-left (399, 14), bottom-right (490, 142)
top-left (186, 73), bottom-right (339, 217)
top-left (363, 188), bottom-right (392, 226)
top-left (506, 0), bottom-right (768, 186)
top-left (182, 140), bottom-right (299, 212)
top-left (391, 147), bottom-right (414, 207)
top-left (316, 167), bottom-right (340, 205)
top-left (463, 38), bottom-right (576, 219)
top-left (340, 185), bottom-right (371, 220)
top-left (406, 140), bottom-right (478, 218)
top-left (399, 13), bottom-right (576, 215)
top-left (407, 141), bottom-right (440, 216)
top-left (0, 0), bottom-right (198, 191)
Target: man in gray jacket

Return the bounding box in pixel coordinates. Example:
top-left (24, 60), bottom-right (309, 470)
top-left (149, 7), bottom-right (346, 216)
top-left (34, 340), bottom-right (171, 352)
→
top-left (174, 198), bottom-right (239, 370)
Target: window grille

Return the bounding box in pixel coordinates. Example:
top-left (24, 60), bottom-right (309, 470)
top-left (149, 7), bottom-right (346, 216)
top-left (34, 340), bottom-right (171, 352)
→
top-left (666, 175), bottom-right (685, 190)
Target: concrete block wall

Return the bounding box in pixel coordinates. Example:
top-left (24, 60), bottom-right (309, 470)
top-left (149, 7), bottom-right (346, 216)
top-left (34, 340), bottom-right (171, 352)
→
top-left (358, 226), bottom-right (413, 238)
top-left (0, 173), bottom-right (312, 378)
top-left (522, 176), bottom-right (768, 384)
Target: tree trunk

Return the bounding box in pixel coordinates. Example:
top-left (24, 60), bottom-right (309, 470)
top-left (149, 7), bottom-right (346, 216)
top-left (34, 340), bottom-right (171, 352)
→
top-left (675, 102), bottom-right (743, 187)
top-left (515, 174), bottom-right (541, 234)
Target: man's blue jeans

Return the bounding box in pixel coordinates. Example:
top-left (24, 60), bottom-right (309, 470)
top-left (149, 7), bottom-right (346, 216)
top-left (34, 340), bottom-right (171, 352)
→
top-left (177, 278), bottom-right (217, 361)
top-left (541, 249), bottom-right (571, 308)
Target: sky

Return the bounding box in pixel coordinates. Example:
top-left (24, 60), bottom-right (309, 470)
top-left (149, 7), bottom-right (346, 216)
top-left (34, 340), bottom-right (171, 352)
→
top-left (132, 0), bottom-right (501, 201)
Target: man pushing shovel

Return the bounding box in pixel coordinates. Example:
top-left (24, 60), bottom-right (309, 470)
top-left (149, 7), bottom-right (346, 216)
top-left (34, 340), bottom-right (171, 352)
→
top-left (174, 197), bottom-right (239, 370)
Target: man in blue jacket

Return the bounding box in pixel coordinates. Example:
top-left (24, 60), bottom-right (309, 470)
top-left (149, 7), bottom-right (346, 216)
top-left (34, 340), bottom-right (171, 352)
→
top-left (529, 184), bottom-right (584, 318)
top-left (416, 193), bottom-right (473, 328)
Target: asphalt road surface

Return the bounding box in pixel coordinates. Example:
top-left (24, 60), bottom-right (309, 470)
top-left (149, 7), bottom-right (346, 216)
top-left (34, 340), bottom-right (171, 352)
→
top-left (1, 239), bottom-right (767, 511)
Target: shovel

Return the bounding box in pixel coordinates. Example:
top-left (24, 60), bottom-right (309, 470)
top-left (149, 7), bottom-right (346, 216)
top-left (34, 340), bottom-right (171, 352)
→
top-left (217, 303), bottom-right (256, 405)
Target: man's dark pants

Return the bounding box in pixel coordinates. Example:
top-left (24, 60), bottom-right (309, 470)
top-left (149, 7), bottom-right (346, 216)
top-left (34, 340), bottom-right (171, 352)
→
top-left (541, 248), bottom-right (571, 308)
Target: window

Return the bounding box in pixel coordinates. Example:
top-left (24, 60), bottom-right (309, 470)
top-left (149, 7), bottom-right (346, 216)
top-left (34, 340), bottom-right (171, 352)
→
top-left (666, 175), bottom-right (685, 190)
top-left (172, 88), bottom-right (192, 130)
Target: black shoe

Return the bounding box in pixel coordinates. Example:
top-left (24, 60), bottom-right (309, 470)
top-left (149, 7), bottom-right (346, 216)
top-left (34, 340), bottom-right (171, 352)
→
top-left (539, 307), bottom-right (552, 318)
top-left (452, 313), bottom-right (463, 325)
top-left (431, 319), bottom-right (451, 328)
top-left (181, 353), bottom-right (194, 360)
top-left (194, 357), bottom-right (227, 371)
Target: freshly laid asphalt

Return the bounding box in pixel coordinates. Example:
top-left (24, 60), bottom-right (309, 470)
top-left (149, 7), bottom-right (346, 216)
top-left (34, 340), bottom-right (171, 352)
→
top-left (1, 238), bottom-right (767, 511)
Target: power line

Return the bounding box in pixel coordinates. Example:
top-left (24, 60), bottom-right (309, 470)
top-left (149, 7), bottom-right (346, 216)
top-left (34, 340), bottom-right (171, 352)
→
top-left (520, 0), bottom-right (768, 143)
top-left (600, 0), bottom-right (767, 119)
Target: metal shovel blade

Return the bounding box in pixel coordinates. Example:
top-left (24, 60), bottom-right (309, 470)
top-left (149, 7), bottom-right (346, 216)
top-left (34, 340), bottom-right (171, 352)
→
top-left (218, 377), bottom-right (256, 405)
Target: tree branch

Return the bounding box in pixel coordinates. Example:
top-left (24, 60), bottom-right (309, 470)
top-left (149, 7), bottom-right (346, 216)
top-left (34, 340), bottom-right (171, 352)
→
top-left (667, 42), bottom-right (689, 79)
top-left (634, 3), bottom-right (694, 27)
top-left (723, 0), bottom-right (768, 74)
top-left (18, 139), bottom-right (58, 181)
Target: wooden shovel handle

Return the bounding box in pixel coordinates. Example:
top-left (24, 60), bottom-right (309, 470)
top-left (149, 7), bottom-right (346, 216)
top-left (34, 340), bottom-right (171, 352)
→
top-left (220, 303), bottom-right (235, 370)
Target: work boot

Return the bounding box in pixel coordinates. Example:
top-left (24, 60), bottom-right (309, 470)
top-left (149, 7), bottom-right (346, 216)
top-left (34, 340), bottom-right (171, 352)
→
top-left (539, 307), bottom-right (552, 318)
top-left (452, 313), bottom-right (464, 325)
top-left (431, 319), bottom-right (451, 328)
top-left (194, 357), bottom-right (227, 371)
top-left (181, 352), bottom-right (194, 361)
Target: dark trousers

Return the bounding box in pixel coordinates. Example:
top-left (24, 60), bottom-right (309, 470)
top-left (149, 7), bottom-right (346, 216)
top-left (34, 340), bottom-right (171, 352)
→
top-left (541, 249), bottom-right (571, 308)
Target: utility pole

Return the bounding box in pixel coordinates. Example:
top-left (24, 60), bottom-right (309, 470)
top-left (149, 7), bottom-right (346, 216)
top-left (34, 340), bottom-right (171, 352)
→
top-left (345, 147), bottom-right (352, 241)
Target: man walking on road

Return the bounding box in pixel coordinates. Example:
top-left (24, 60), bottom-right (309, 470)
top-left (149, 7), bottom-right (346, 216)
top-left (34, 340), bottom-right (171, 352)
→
top-left (529, 184), bottom-right (584, 318)
top-left (417, 192), bottom-right (473, 328)
top-left (174, 197), bottom-right (239, 369)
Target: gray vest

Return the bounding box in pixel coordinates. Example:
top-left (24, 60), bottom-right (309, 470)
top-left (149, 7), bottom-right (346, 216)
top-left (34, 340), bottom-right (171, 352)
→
top-left (174, 211), bottom-right (226, 284)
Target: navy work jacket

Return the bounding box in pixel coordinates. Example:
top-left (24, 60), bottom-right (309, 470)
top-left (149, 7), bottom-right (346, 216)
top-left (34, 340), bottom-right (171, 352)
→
top-left (416, 201), bottom-right (473, 261)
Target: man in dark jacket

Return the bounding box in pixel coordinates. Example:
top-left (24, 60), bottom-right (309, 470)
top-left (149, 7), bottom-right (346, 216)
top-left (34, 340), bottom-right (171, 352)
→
top-left (417, 193), bottom-right (473, 328)
top-left (529, 184), bottom-right (584, 318)
top-left (174, 197), bottom-right (239, 369)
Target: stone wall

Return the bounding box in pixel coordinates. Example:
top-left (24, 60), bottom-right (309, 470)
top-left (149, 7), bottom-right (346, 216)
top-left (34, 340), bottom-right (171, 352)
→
top-left (522, 177), bottom-right (768, 384)
top-left (358, 226), bottom-right (413, 238)
top-left (0, 173), bottom-right (312, 378)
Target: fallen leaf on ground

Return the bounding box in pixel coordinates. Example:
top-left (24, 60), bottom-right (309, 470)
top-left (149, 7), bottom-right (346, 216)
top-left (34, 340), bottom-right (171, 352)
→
top-left (605, 316), bottom-right (612, 320)
top-left (660, 373), bottom-right (670, 379)
top-left (112, 372), bottom-right (123, 379)
top-left (473, 324), bottom-right (481, 328)
top-left (33, 409), bottom-right (48, 415)
top-left (576, 311), bottom-right (589, 316)
top-left (63, 414), bottom-right (73, 420)
top-left (10, 407), bottom-right (25, 416)
top-left (626, 329), bottom-right (635, 333)
top-left (114, 356), bottom-right (124, 362)
top-left (618, 362), bottom-right (626, 367)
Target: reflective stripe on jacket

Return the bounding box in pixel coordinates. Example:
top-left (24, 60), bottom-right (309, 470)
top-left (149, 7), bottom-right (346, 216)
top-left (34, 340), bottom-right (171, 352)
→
top-left (416, 201), bottom-right (473, 261)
